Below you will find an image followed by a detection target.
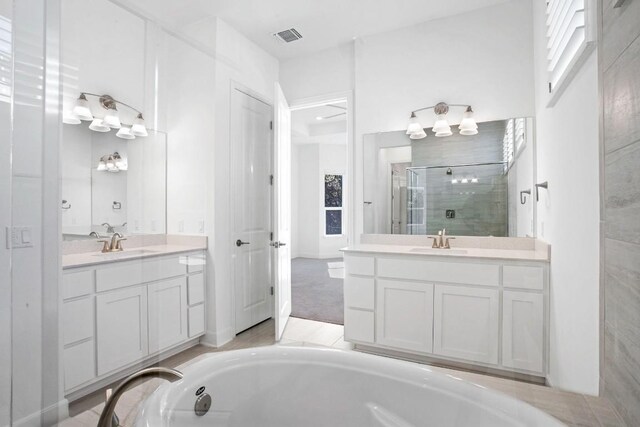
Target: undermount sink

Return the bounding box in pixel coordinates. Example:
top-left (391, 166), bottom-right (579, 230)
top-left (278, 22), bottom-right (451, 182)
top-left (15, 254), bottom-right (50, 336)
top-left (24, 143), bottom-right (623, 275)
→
top-left (409, 247), bottom-right (468, 255)
top-left (93, 249), bottom-right (158, 258)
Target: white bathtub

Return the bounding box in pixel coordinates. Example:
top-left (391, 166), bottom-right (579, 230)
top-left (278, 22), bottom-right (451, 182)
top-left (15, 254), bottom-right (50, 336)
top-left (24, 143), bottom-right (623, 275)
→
top-left (135, 346), bottom-right (564, 427)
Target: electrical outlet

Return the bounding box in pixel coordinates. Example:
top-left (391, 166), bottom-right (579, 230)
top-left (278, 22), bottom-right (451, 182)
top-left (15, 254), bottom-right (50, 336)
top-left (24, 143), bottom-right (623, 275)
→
top-left (5, 226), bottom-right (34, 249)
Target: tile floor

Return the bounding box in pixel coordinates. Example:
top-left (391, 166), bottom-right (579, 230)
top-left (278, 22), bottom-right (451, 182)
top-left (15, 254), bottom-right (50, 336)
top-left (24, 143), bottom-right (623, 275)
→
top-left (61, 318), bottom-right (625, 427)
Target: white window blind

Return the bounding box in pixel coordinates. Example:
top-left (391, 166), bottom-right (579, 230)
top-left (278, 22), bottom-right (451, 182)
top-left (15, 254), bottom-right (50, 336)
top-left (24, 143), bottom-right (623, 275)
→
top-left (545, 0), bottom-right (595, 106)
top-left (0, 15), bottom-right (11, 103)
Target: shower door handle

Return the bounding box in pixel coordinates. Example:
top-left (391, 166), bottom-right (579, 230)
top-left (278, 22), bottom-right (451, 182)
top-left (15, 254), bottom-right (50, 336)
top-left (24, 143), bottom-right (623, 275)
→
top-left (236, 240), bottom-right (250, 247)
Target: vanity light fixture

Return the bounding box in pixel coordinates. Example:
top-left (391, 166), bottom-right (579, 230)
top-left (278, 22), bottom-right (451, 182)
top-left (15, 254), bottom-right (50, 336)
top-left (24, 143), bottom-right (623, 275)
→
top-left (406, 102), bottom-right (478, 139)
top-left (97, 152), bottom-right (127, 172)
top-left (68, 93), bottom-right (148, 139)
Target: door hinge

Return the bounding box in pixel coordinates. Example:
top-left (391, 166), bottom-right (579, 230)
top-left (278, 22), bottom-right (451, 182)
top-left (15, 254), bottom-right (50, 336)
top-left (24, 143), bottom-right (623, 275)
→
top-left (270, 286), bottom-right (274, 296)
top-left (270, 121), bottom-right (273, 130)
top-left (270, 232), bottom-right (273, 241)
top-left (548, 82), bottom-right (552, 94)
top-left (270, 175), bottom-right (274, 185)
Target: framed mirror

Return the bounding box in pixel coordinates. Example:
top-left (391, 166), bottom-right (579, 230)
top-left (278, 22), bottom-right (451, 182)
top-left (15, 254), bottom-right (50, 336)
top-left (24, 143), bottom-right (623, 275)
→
top-left (363, 118), bottom-right (536, 237)
top-left (61, 124), bottom-right (167, 240)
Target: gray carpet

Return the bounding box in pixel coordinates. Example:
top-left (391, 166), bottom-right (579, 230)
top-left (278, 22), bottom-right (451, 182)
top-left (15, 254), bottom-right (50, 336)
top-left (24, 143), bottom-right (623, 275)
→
top-left (291, 257), bottom-right (344, 325)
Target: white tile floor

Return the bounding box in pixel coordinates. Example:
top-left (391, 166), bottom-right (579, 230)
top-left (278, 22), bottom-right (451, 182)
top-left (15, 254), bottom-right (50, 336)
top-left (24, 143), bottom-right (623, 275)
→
top-left (62, 317), bottom-right (625, 427)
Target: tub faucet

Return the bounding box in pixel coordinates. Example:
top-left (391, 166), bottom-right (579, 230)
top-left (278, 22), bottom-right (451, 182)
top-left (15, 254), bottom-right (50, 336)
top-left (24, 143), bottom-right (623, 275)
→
top-left (97, 367), bottom-right (183, 427)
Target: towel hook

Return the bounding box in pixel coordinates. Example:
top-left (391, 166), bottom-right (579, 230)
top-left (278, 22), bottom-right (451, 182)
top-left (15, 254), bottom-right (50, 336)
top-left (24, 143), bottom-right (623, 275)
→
top-left (535, 182), bottom-right (548, 202)
top-left (61, 199), bottom-right (71, 210)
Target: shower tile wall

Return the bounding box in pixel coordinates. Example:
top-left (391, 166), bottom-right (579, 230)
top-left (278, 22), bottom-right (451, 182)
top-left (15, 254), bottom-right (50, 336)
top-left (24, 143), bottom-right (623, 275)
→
top-left (601, 0), bottom-right (640, 425)
top-left (410, 120), bottom-right (508, 236)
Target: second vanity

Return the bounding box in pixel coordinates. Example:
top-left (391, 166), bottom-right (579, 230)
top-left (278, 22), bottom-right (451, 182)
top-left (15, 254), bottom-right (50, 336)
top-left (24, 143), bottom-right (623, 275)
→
top-left (342, 235), bottom-right (550, 380)
top-left (61, 235), bottom-right (207, 401)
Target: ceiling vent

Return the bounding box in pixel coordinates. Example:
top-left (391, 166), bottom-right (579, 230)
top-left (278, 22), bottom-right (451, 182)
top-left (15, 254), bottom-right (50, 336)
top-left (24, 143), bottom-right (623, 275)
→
top-left (273, 28), bottom-right (303, 43)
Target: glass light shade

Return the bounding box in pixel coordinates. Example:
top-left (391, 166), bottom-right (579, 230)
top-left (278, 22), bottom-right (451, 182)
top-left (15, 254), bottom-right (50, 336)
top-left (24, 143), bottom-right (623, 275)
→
top-left (63, 112), bottom-right (81, 125)
top-left (406, 114), bottom-right (423, 135)
top-left (103, 108), bottom-right (121, 129)
top-left (459, 108), bottom-right (478, 135)
top-left (97, 160), bottom-right (107, 171)
top-left (459, 128), bottom-right (478, 136)
top-left (73, 96), bottom-right (94, 121)
top-left (89, 119), bottom-right (110, 132)
top-left (432, 114), bottom-right (451, 134)
top-left (131, 115), bottom-right (148, 137)
top-left (409, 129), bottom-right (427, 139)
top-left (116, 126), bottom-right (135, 140)
top-left (106, 156), bottom-right (116, 170)
top-left (435, 129), bottom-right (453, 137)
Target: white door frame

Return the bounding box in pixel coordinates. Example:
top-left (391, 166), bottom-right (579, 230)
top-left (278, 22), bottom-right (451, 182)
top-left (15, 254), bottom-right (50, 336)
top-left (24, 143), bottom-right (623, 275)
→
top-left (288, 90), bottom-right (355, 246)
top-left (229, 81), bottom-right (274, 335)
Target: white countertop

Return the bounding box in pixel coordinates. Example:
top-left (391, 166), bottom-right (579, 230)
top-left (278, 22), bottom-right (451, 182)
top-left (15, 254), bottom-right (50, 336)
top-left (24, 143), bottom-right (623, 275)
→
top-left (63, 243), bottom-right (206, 269)
top-left (341, 244), bottom-right (549, 262)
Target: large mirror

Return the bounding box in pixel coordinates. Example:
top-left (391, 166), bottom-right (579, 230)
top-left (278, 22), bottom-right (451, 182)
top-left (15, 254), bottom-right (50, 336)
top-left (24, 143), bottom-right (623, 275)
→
top-left (61, 124), bottom-right (167, 240)
top-left (363, 118), bottom-right (536, 237)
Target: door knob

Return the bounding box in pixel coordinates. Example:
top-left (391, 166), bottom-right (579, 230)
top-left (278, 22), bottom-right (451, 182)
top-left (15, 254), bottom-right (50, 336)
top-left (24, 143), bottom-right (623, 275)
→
top-left (236, 240), bottom-right (250, 247)
top-left (270, 241), bottom-right (287, 248)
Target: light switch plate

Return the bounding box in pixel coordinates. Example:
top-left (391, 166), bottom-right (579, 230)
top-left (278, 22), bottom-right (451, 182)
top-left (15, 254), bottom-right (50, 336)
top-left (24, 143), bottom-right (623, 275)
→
top-left (5, 226), bottom-right (34, 249)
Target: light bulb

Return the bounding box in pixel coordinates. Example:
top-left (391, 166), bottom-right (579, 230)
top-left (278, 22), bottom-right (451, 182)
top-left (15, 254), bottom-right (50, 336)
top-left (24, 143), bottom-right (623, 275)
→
top-left (432, 114), bottom-right (451, 135)
top-left (406, 112), bottom-right (424, 135)
top-left (89, 119), bottom-right (110, 132)
top-left (459, 106), bottom-right (478, 136)
top-left (116, 126), bottom-right (135, 140)
top-left (131, 113), bottom-right (148, 137)
top-left (103, 107), bottom-right (121, 129)
top-left (63, 112), bottom-right (81, 125)
top-left (73, 94), bottom-right (94, 121)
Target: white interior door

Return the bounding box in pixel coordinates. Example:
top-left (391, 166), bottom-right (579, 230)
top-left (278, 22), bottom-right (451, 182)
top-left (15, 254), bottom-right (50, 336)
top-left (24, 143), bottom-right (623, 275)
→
top-left (273, 83), bottom-right (292, 341)
top-left (232, 88), bottom-right (274, 334)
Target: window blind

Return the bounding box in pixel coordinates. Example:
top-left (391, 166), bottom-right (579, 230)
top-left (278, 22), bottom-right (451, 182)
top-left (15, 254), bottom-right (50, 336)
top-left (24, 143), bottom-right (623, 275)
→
top-left (0, 15), bottom-right (11, 103)
top-left (546, 0), bottom-right (594, 105)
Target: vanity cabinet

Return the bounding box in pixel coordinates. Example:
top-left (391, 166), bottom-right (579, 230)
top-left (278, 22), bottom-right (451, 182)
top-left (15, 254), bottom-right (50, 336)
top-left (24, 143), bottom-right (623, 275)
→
top-left (62, 251), bottom-right (206, 398)
top-left (343, 252), bottom-right (548, 377)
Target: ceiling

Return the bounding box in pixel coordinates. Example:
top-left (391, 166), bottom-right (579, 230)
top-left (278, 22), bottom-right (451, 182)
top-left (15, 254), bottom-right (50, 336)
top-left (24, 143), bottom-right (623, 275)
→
top-left (114, 0), bottom-right (509, 59)
top-left (292, 103), bottom-right (346, 127)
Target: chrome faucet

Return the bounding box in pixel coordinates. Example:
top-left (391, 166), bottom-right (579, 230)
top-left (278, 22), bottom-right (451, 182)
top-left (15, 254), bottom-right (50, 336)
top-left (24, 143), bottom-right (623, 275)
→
top-left (98, 233), bottom-right (127, 253)
top-left (102, 222), bottom-right (115, 233)
top-left (97, 367), bottom-right (183, 427)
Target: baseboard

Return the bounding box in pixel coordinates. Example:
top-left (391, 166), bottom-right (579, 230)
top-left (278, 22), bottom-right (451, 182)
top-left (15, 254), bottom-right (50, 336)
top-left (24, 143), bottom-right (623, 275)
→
top-left (295, 253), bottom-right (344, 260)
top-left (12, 398), bottom-right (69, 427)
top-left (200, 327), bottom-right (234, 348)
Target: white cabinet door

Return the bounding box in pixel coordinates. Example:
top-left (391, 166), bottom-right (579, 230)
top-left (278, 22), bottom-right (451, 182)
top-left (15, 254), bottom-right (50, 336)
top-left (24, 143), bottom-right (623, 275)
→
top-left (148, 278), bottom-right (188, 353)
top-left (433, 285), bottom-right (499, 364)
top-left (502, 291), bottom-right (544, 373)
top-left (96, 286), bottom-right (148, 376)
top-left (376, 279), bottom-right (433, 353)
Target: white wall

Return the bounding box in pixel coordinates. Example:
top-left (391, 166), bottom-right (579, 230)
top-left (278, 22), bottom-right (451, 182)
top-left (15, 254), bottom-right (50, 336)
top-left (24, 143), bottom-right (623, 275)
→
top-left (292, 139), bottom-right (348, 259)
top-left (532, 1), bottom-right (600, 395)
top-left (185, 17), bottom-right (279, 347)
top-left (280, 43), bottom-right (354, 101)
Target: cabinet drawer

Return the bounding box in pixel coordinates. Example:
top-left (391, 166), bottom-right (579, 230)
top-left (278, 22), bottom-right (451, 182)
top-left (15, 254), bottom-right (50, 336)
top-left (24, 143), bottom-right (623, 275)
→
top-left (64, 340), bottom-right (95, 391)
top-left (344, 309), bottom-right (374, 343)
top-left (63, 297), bottom-right (94, 345)
top-left (188, 273), bottom-right (205, 305)
top-left (96, 256), bottom-right (187, 292)
top-left (344, 276), bottom-right (374, 310)
top-left (188, 304), bottom-right (205, 338)
top-left (345, 255), bottom-right (374, 276)
top-left (187, 253), bottom-right (206, 273)
top-left (503, 265), bottom-right (544, 290)
top-left (377, 257), bottom-right (499, 286)
top-left (63, 270), bottom-right (94, 299)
